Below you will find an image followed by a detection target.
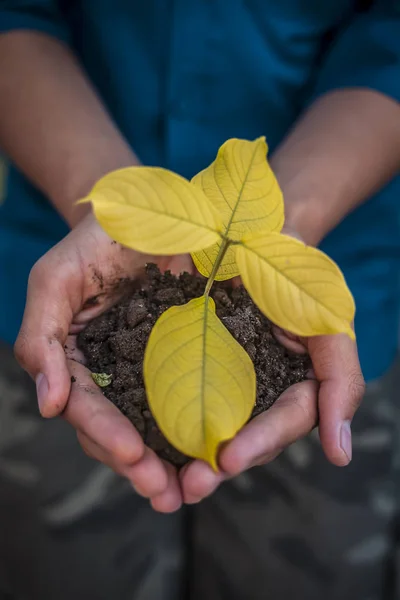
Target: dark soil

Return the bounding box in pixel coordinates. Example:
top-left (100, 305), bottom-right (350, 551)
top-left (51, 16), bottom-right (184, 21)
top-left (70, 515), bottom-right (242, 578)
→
top-left (78, 265), bottom-right (310, 467)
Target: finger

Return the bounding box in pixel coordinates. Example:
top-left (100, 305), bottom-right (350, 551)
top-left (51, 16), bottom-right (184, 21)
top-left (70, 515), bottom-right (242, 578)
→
top-left (231, 276), bottom-right (242, 288)
top-left (272, 326), bottom-right (308, 355)
top-left (66, 360), bottom-right (144, 465)
top-left (77, 431), bottom-right (171, 500)
top-left (70, 284), bottom-right (141, 326)
top-left (64, 334), bottom-right (86, 364)
top-left (14, 257), bottom-right (79, 417)
top-left (150, 461), bottom-right (184, 513)
top-left (157, 254), bottom-right (194, 276)
top-left (123, 447), bottom-right (170, 498)
top-left (77, 430), bottom-right (123, 468)
top-left (309, 334), bottom-right (365, 467)
top-left (69, 323), bottom-right (87, 335)
top-left (180, 460), bottom-right (226, 504)
top-left (219, 380), bottom-right (319, 476)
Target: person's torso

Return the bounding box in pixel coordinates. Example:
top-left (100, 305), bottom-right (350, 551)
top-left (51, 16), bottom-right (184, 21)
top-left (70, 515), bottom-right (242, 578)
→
top-left (1, 0), bottom-right (398, 380)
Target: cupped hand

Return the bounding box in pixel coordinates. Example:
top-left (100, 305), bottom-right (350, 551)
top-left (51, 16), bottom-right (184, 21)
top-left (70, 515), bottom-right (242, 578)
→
top-left (180, 226), bottom-right (365, 505)
top-left (14, 212), bottom-right (192, 513)
top-left (180, 332), bottom-right (365, 504)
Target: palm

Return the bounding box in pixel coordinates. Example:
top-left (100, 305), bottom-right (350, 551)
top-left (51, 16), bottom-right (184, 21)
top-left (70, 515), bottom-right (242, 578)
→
top-left (16, 214), bottom-right (193, 512)
top-left (63, 221), bottom-right (195, 511)
top-left (179, 331), bottom-right (363, 505)
top-left (66, 242), bottom-right (194, 510)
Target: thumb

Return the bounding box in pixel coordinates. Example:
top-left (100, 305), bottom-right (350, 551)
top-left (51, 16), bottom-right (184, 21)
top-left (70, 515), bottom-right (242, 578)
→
top-left (309, 334), bottom-right (365, 466)
top-left (14, 257), bottom-right (78, 418)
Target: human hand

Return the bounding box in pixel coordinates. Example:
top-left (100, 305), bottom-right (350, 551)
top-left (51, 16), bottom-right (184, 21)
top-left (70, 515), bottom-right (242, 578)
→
top-left (15, 212), bottom-right (192, 512)
top-left (179, 226), bottom-right (365, 505)
top-left (180, 330), bottom-right (364, 504)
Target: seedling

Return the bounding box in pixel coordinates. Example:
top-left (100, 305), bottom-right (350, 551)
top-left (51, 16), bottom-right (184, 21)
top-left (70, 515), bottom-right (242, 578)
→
top-left (81, 137), bottom-right (355, 469)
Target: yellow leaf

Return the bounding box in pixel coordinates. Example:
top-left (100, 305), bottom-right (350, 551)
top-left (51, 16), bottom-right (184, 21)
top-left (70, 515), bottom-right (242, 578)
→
top-left (144, 297), bottom-right (256, 469)
top-left (236, 233), bottom-right (355, 340)
top-left (191, 137), bottom-right (284, 280)
top-left (80, 166), bottom-right (222, 255)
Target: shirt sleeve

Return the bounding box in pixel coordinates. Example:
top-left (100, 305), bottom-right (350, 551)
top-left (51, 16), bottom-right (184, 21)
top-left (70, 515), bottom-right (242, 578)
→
top-left (0, 1), bottom-right (69, 43)
top-left (310, 0), bottom-right (400, 104)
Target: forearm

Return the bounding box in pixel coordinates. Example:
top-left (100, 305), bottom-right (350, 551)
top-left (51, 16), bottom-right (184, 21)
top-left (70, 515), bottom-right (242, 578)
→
top-left (271, 89), bottom-right (400, 246)
top-left (0, 31), bottom-right (138, 227)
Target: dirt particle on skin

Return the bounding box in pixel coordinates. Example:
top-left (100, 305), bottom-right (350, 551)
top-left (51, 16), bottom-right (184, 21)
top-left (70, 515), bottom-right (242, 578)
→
top-left (78, 265), bottom-right (310, 467)
top-left (83, 295), bottom-right (102, 309)
top-left (70, 376), bottom-right (76, 383)
top-left (90, 266), bottom-right (105, 291)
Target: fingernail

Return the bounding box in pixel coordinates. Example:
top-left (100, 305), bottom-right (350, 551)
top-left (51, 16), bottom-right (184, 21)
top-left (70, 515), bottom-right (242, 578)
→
top-left (340, 420), bottom-right (352, 463)
top-left (36, 373), bottom-right (49, 414)
top-left (184, 494), bottom-right (202, 505)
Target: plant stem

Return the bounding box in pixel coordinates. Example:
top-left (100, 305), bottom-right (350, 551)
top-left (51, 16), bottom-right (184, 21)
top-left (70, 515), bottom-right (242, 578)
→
top-left (204, 238), bottom-right (230, 296)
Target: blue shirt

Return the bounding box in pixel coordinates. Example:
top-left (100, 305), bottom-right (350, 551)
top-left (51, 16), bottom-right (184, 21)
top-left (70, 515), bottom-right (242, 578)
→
top-left (0, 0), bottom-right (399, 381)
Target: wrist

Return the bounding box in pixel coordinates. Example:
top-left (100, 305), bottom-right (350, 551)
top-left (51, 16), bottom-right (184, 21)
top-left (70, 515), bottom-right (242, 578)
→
top-left (271, 149), bottom-right (351, 247)
top-left (271, 159), bottom-right (332, 247)
top-left (283, 194), bottom-right (327, 247)
top-left (50, 146), bottom-right (140, 229)
top-left (270, 88), bottom-right (400, 248)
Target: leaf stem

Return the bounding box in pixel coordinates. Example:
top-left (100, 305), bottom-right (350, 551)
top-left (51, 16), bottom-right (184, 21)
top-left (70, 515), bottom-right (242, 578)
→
top-left (204, 238), bottom-right (230, 296)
